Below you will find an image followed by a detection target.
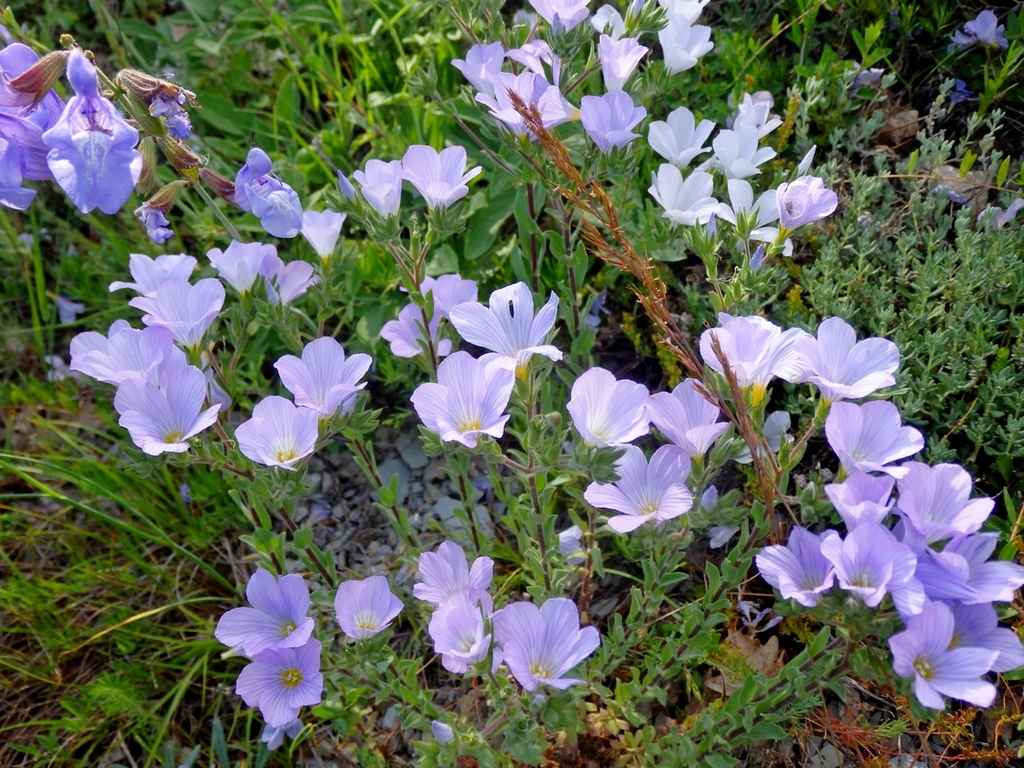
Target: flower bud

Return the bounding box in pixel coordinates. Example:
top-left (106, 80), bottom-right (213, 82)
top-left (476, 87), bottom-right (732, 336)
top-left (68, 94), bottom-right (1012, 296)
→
top-left (136, 136), bottom-right (157, 193)
top-left (157, 136), bottom-right (201, 181)
top-left (8, 50), bottom-right (68, 105)
top-left (749, 244), bottom-right (765, 271)
top-left (200, 167), bottom-right (238, 204)
top-left (147, 179), bottom-right (188, 211)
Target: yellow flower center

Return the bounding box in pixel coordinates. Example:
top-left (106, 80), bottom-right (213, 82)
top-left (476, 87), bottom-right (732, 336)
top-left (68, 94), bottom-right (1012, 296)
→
top-left (639, 502), bottom-right (659, 517)
top-left (275, 448), bottom-right (296, 463)
top-left (459, 418), bottom-right (482, 433)
top-left (515, 361), bottom-right (530, 380)
top-left (281, 667), bottom-right (303, 688)
top-left (164, 430), bottom-right (184, 443)
top-left (913, 657), bottom-right (932, 680)
top-left (529, 662), bottom-right (551, 679)
top-left (280, 621), bottom-right (296, 637)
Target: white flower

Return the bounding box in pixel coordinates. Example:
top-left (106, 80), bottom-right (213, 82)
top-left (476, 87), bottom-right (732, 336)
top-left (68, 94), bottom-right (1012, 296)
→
top-left (710, 128), bottom-right (776, 179)
top-left (647, 106), bottom-right (715, 168)
top-left (716, 179), bottom-right (791, 256)
top-left (648, 165), bottom-right (719, 226)
top-left (659, 13), bottom-right (713, 74)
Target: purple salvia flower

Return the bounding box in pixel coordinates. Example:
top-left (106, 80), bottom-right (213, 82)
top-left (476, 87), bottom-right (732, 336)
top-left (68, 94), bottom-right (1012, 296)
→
top-left (949, 602), bottom-right (1024, 674)
top-left (431, 721), bottom-right (455, 744)
top-left (261, 718), bottom-right (303, 751)
top-left (234, 148), bottom-right (303, 238)
top-left (584, 444), bottom-right (693, 533)
top-left (0, 43), bottom-right (39, 108)
top-left (448, 281), bottom-right (562, 377)
top-left (273, 337), bottom-right (372, 419)
top-left (558, 525), bottom-right (586, 565)
top-left (776, 176), bottom-right (838, 232)
top-left (353, 159), bottom-right (403, 218)
top-left (895, 462), bottom-right (994, 544)
top-left (755, 526), bottom-right (835, 607)
top-left (598, 36), bottom-right (648, 91)
top-left (710, 128), bottom-right (776, 179)
top-left (259, 254), bottom-right (319, 305)
top-left (134, 203), bottom-right (174, 244)
top-left (419, 274), bottom-right (478, 319)
top-left (567, 366), bottom-right (650, 447)
top-left (794, 317), bottom-right (899, 403)
top-left (889, 601), bottom-right (997, 710)
top-left (648, 106), bottom-right (715, 168)
top-left (113, 365), bottom-right (221, 455)
top-left (411, 351), bottom-right (516, 448)
top-left (915, 532), bottom-right (1024, 604)
top-left (300, 210), bottom-right (346, 262)
top-left (207, 240), bottom-right (277, 296)
top-left (235, 396), bottom-right (318, 471)
top-left (730, 91), bottom-right (782, 139)
top-left (235, 638), bottom-right (324, 727)
top-left (108, 253), bottom-right (197, 297)
top-left (819, 523), bottom-right (918, 608)
top-left (333, 575), bottom-right (403, 640)
top-left (824, 472), bottom-right (895, 529)
top-left (215, 567), bottom-right (315, 656)
top-left (413, 540), bottom-right (494, 608)
top-left (70, 321), bottom-right (181, 385)
top-left (648, 166), bottom-right (719, 225)
top-left (528, 0), bottom-right (591, 31)
top-left (659, 12), bottom-right (713, 74)
top-left (428, 589), bottom-right (496, 674)
top-left (492, 598), bottom-right (600, 691)
top-left (453, 42), bottom-right (506, 97)
top-left (580, 90), bottom-right (647, 154)
top-left (824, 401), bottom-right (924, 478)
top-left (507, 40), bottom-right (554, 77)
top-left (41, 49), bottom-right (142, 214)
top-left (130, 278), bottom-right (225, 352)
top-left (0, 136), bottom-right (35, 210)
top-left (401, 145), bottom-right (482, 210)
top-left (381, 301), bottom-right (452, 359)
top-left (647, 378), bottom-right (728, 459)
top-left (950, 10), bottom-right (1007, 52)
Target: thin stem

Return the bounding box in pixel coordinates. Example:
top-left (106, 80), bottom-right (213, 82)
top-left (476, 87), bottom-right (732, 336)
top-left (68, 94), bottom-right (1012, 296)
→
top-left (194, 183), bottom-right (243, 242)
top-left (278, 504), bottom-right (337, 589)
top-left (352, 436), bottom-right (419, 551)
top-left (526, 473), bottom-right (552, 592)
top-left (456, 472), bottom-right (483, 554)
top-left (526, 182), bottom-right (540, 292)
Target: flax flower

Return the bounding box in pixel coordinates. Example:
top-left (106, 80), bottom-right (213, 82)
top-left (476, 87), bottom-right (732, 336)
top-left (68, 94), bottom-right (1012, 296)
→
top-left (710, 128), bottom-right (776, 179)
top-left (824, 472), bottom-right (895, 529)
top-left (235, 639), bottom-right (324, 727)
top-left (824, 401), bottom-right (923, 478)
top-left (647, 106), bottom-right (715, 168)
top-left (894, 462), bottom-right (993, 544)
top-left (235, 396), bottom-right (318, 471)
top-left (334, 575), bottom-right (403, 640)
top-left (580, 90), bottom-right (646, 154)
top-left (776, 175), bottom-right (838, 232)
top-left (215, 568), bottom-right (314, 656)
top-left (130, 278), bottom-right (225, 353)
top-left (659, 12), bottom-right (713, 74)
top-left (648, 165), bottom-right (719, 226)
top-left (819, 523), bottom-right (919, 608)
top-left (648, 380), bottom-right (725, 458)
top-left (234, 148), bottom-right (303, 238)
top-left (353, 159), bottom-right (403, 218)
top-left (598, 35), bottom-right (648, 91)
top-left (300, 210), bottom-right (345, 262)
top-left (108, 253), bottom-right (197, 297)
top-left (401, 145), bottom-right (482, 210)
top-left (567, 367), bottom-right (650, 447)
top-left (207, 240), bottom-right (277, 296)
top-left (755, 526), bottom-right (835, 608)
top-left (452, 41), bottom-right (505, 97)
top-left (70, 321), bottom-right (181, 385)
top-left (795, 317), bottom-right (899, 403)
top-left (413, 540), bottom-right (494, 608)
top-left (428, 589), bottom-right (496, 674)
top-left (274, 337), bottom-right (371, 419)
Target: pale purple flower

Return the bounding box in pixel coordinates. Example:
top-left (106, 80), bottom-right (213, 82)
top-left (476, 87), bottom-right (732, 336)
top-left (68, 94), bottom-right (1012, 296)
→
top-left (333, 575), bottom-right (403, 640)
top-left (895, 462), bottom-right (994, 544)
top-left (493, 598), bottom-right (599, 691)
top-left (987, 197), bottom-right (1024, 229)
top-left (419, 274), bottom-right (478, 319)
top-left (889, 601), bottom-right (997, 710)
top-left (381, 302), bottom-right (452, 359)
top-left (428, 589), bottom-right (495, 673)
top-left (413, 540), bottom-right (494, 607)
top-left (776, 176), bottom-right (838, 232)
top-left (401, 145), bottom-right (481, 210)
top-left (647, 378), bottom-right (727, 459)
top-left (701, 485), bottom-right (719, 511)
top-left (109, 253), bottom-right (197, 297)
top-left (353, 159), bottom-right (403, 218)
top-left (235, 639), bottom-right (324, 727)
top-left (648, 166), bottom-right (719, 226)
top-left (647, 106), bottom-right (715, 168)
top-left (477, 73), bottom-right (575, 137)
top-left (134, 203), bottom-right (173, 244)
top-left (755, 527), bottom-right (835, 607)
top-left (452, 42), bottom-right (506, 97)
top-left (0, 43), bottom-right (40, 108)
top-left (410, 351), bottom-right (516, 448)
top-left (658, 0), bottom-right (709, 23)
top-left (529, 0), bottom-right (591, 31)
top-left (207, 240), bottom-right (277, 296)
top-left (130, 278), bottom-right (225, 352)
top-left (113, 365), bottom-right (221, 455)
top-left (795, 317), bottom-right (899, 403)
top-left (0, 73), bottom-right (63, 201)
top-left (599, 36), bottom-right (648, 91)
top-left (234, 148), bottom-right (303, 239)
top-left (336, 170), bottom-right (356, 201)
top-left (950, 10), bottom-right (1007, 52)
top-left (300, 210), bottom-right (345, 261)
top-left (274, 337), bottom-right (371, 419)
top-left (591, 5), bottom-right (625, 38)
top-left (260, 254), bottom-right (319, 305)
top-left (659, 13), bottom-right (713, 74)
top-left (715, 179), bottom-right (786, 253)
top-left (235, 396), bottom-right (318, 471)
top-left (431, 721), bottom-right (455, 744)
top-left (44, 354), bottom-right (77, 382)
top-left (709, 525), bottom-right (738, 549)
top-left (558, 525), bottom-right (586, 565)
top-left (825, 472), bottom-right (895, 529)
top-left (915, 533), bottom-right (1024, 604)
top-left (507, 40), bottom-right (554, 77)
top-left (729, 92), bottom-right (782, 139)
top-left (584, 444), bottom-right (693, 533)
top-left (851, 67), bottom-right (885, 90)
top-left (819, 523), bottom-right (918, 608)
top-left (824, 401), bottom-right (924, 478)
top-left (261, 718), bottom-right (303, 751)
top-left (448, 281), bottom-right (561, 377)
top-left (55, 296), bottom-right (85, 324)
top-left (566, 367), bottom-right (650, 447)
top-left (41, 49), bottom-right (142, 215)
top-left (710, 128), bottom-right (776, 179)
top-left (735, 409), bottom-right (792, 464)
top-left (70, 321), bottom-right (181, 385)
top-left (580, 90), bottom-right (646, 154)
top-left (215, 567), bottom-right (314, 656)
top-left (949, 602), bottom-right (1024, 674)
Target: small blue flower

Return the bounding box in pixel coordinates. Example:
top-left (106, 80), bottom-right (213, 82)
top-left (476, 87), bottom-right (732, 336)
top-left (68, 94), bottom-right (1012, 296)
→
top-left (134, 203), bottom-right (174, 244)
top-left (235, 148), bottom-right (303, 238)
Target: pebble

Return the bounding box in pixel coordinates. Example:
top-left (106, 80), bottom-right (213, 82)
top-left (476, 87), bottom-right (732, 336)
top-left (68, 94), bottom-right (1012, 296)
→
top-left (382, 705), bottom-right (401, 730)
top-left (805, 739), bottom-right (842, 768)
top-left (377, 457), bottom-right (411, 504)
top-left (401, 444), bottom-right (429, 470)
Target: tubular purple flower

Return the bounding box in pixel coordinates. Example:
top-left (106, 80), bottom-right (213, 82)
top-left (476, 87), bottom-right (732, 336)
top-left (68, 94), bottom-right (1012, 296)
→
top-left (333, 575), bottom-right (403, 640)
top-left (794, 317), bottom-right (899, 403)
top-left (776, 176), bottom-right (838, 232)
top-left (647, 378), bottom-right (727, 458)
top-left (274, 337), bottom-right (371, 419)
top-left (234, 148), bottom-right (303, 238)
top-left (410, 351), bottom-right (516, 448)
top-left (598, 36), bottom-right (648, 91)
top-left (133, 203), bottom-right (173, 244)
top-left (492, 598), bottom-right (600, 691)
top-left (895, 462), bottom-right (994, 544)
top-left (235, 396), bottom-right (318, 471)
top-left (300, 210), bottom-right (346, 261)
top-left (413, 540), bottom-right (494, 607)
top-left (215, 567), bottom-right (315, 656)
top-left (824, 401), bottom-right (924, 478)
top-left (949, 602), bottom-right (1024, 674)
top-left (584, 444), bottom-right (693, 533)
top-left (109, 253), bottom-right (197, 297)
top-left (567, 367), bottom-right (650, 447)
top-left (207, 240), bottom-right (277, 296)
top-left (648, 106), bottom-right (715, 168)
top-left (130, 278), bottom-right (225, 352)
top-left (648, 166), bottom-right (719, 226)
top-left (528, 0), bottom-right (591, 31)
top-left (70, 321), bottom-right (181, 385)
top-left (755, 526), bottom-right (835, 607)
top-left (401, 145), bottom-right (482, 210)
top-left (824, 472), bottom-right (895, 529)
top-left (259, 254), bottom-right (319, 305)
top-left (428, 589), bottom-right (495, 674)
top-left (580, 90), bottom-right (647, 154)
top-left (819, 523), bottom-right (918, 608)
top-left (353, 158), bottom-right (403, 218)
top-left (235, 638), bottom-right (324, 727)
top-left (41, 49), bottom-right (142, 214)
top-left (452, 42), bottom-right (505, 97)
top-left (381, 302), bottom-right (452, 359)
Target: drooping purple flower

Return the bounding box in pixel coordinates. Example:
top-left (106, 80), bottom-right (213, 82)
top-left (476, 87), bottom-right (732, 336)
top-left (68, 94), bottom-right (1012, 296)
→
top-left (647, 378), bottom-right (727, 459)
top-left (825, 472), bottom-right (895, 529)
top-left (113, 365), bottom-right (221, 455)
top-left (819, 523), bottom-right (918, 608)
top-left (567, 367), bottom-right (650, 447)
top-left (648, 106), bottom-right (715, 168)
top-left (776, 176), bottom-right (838, 232)
top-left (381, 301), bottom-right (452, 359)
top-left (528, 0), bottom-right (591, 31)
top-left (710, 128), bottom-right (776, 179)
top-left (895, 462), bottom-right (994, 544)
top-left (300, 210), bottom-right (346, 262)
top-left (659, 12), bottom-right (713, 73)
top-left (130, 278), bottom-right (225, 352)
top-left (41, 50), bottom-right (142, 214)
top-left (584, 444), bottom-right (693, 533)
top-left (410, 351), bottom-right (516, 448)
top-left (452, 42), bottom-right (506, 97)
top-left (353, 159), bottom-right (403, 218)
top-left (207, 240), bottom-right (277, 296)
top-left (580, 90), bottom-right (646, 154)
top-left (235, 396), bottom-right (318, 471)
top-left (949, 10), bottom-right (1007, 52)
top-left (949, 602), bottom-right (1024, 674)
top-left (648, 165), bottom-right (719, 226)
top-left (215, 567), bottom-right (314, 656)
top-left (261, 718), bottom-right (303, 751)
top-left (413, 540), bottom-right (494, 608)
top-left (598, 35), bottom-right (648, 91)
top-left (274, 337), bottom-right (371, 419)
top-left (915, 532), bottom-right (1024, 605)
top-left (259, 254), bottom-right (320, 305)
top-left (558, 525), bottom-right (586, 565)
top-left (234, 148), bottom-right (303, 238)
top-left (448, 281), bottom-right (562, 377)
top-left (825, 401), bottom-right (924, 478)
top-left (492, 598), bottom-right (600, 691)
top-left (133, 203), bottom-right (174, 244)
top-left (428, 589), bottom-right (496, 674)
top-left (401, 145), bottom-right (482, 210)
top-left (419, 274), bottom-right (478, 319)
top-left (755, 526), bottom-right (835, 608)
top-left (431, 720), bottom-right (455, 744)
top-left (794, 317), bottom-right (899, 403)
top-left (235, 638), bottom-right (324, 727)
top-left (333, 575), bottom-right (403, 640)
top-left (889, 601), bottom-right (997, 710)
top-left (109, 253), bottom-right (198, 297)
top-left (70, 321), bottom-right (182, 385)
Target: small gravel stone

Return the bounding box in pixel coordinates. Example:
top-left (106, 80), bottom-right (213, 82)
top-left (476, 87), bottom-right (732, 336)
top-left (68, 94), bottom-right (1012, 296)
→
top-left (376, 457), bottom-right (411, 504)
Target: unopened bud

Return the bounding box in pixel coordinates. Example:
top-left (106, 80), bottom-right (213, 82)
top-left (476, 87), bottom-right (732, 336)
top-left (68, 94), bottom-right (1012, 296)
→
top-left (336, 170), bottom-right (356, 201)
top-left (136, 137), bottom-right (157, 192)
top-left (749, 244), bottom-right (765, 271)
top-left (116, 68), bottom-right (197, 110)
top-left (59, 34), bottom-right (75, 50)
top-left (705, 211), bottom-right (716, 238)
top-left (8, 50), bottom-right (68, 105)
top-left (146, 179), bottom-right (188, 211)
top-left (545, 411), bottom-right (562, 427)
top-left (200, 168), bottom-right (238, 205)
top-left (157, 136), bottom-right (201, 181)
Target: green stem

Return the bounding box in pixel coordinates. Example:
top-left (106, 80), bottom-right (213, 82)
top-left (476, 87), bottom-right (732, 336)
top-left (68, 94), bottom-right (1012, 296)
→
top-left (194, 183), bottom-right (243, 242)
